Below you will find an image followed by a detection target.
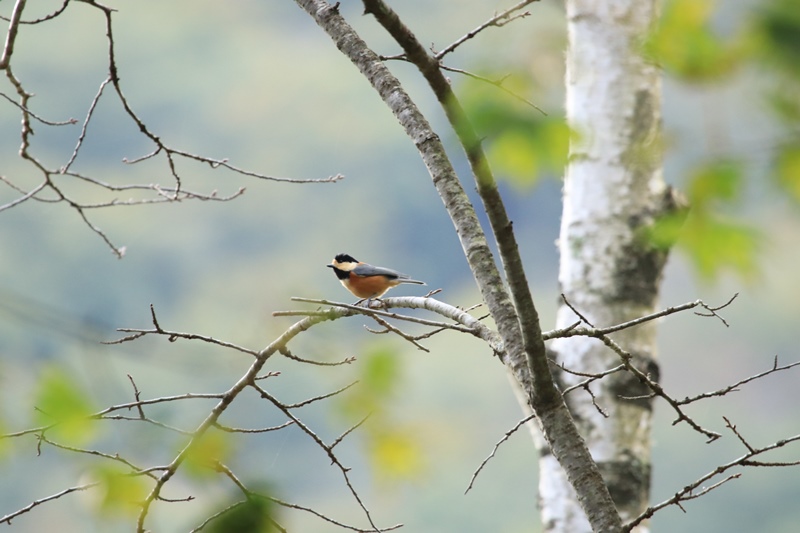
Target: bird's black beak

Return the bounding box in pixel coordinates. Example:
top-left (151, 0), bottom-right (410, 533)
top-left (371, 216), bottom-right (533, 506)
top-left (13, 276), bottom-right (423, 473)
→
top-left (326, 264), bottom-right (334, 268)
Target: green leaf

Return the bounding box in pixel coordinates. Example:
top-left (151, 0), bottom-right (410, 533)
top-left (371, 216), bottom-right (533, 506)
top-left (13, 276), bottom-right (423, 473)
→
top-left (687, 159), bottom-right (742, 206)
top-left (0, 417), bottom-right (10, 459)
top-left (643, 0), bottom-right (742, 81)
top-left (679, 214), bottom-right (760, 279)
top-left (368, 425), bottom-right (424, 481)
top-left (92, 464), bottom-right (149, 516)
top-left (774, 142), bottom-right (800, 202)
top-left (643, 159), bottom-right (758, 279)
top-left (207, 496), bottom-right (276, 533)
top-left (752, 0), bottom-right (800, 80)
top-left (361, 344), bottom-right (400, 395)
top-left (34, 367), bottom-right (97, 445)
top-left (641, 207), bottom-right (690, 250)
top-left (461, 74), bottom-right (569, 188)
top-left (184, 431), bottom-right (231, 478)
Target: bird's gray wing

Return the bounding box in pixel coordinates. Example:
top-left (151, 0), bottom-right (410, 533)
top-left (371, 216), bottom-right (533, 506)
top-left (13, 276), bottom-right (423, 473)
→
top-left (352, 263), bottom-right (407, 280)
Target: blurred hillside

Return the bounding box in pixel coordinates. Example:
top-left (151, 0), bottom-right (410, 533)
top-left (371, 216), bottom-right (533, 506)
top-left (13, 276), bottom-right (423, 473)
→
top-left (1, 1), bottom-right (799, 532)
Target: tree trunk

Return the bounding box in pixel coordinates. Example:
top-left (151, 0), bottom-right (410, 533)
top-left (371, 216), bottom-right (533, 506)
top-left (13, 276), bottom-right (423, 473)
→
top-left (542, 1), bottom-right (669, 531)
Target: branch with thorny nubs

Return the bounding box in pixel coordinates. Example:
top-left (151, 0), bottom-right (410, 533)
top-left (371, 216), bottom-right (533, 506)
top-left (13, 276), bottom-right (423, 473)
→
top-left (0, 0), bottom-right (341, 258)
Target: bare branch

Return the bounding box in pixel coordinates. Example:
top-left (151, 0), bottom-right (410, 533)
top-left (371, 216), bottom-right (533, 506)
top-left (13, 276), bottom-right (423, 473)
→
top-left (96, 392), bottom-right (226, 417)
top-left (678, 356), bottom-right (800, 406)
top-left (62, 77), bottom-right (111, 172)
top-left (435, 0), bottom-right (539, 60)
top-left (597, 334), bottom-right (721, 441)
top-left (465, 414), bottom-right (536, 494)
top-left (288, 297), bottom-right (478, 333)
top-left (106, 303), bottom-right (259, 356)
top-left (214, 420), bottom-right (294, 434)
top-left (99, 415), bottom-right (191, 435)
top-left (0, 0), bottom-right (27, 68)
top-left (251, 382), bottom-right (382, 531)
top-left (189, 500), bottom-right (248, 533)
top-left (283, 380), bottom-right (358, 409)
top-left (0, 0), bottom-right (70, 25)
top-left (693, 292), bottom-right (738, 327)
top-left (279, 346), bottom-right (356, 366)
top-left (439, 64), bottom-right (546, 115)
top-left (331, 414), bottom-right (371, 450)
top-left (0, 483), bottom-right (98, 525)
top-left (38, 434), bottom-right (163, 481)
top-left (0, 91), bottom-right (76, 125)
top-left (723, 417), bottom-right (755, 453)
top-left (365, 314), bottom-right (431, 352)
top-left (127, 374), bottom-right (146, 419)
top-left (544, 296), bottom-right (733, 340)
top-left (0, 178), bottom-right (48, 212)
top-left (625, 429), bottom-right (800, 530)
top-left (560, 293), bottom-right (595, 327)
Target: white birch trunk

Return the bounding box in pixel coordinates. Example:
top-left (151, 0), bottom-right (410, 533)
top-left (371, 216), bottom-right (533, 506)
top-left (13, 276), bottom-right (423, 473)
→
top-left (541, 1), bottom-right (670, 531)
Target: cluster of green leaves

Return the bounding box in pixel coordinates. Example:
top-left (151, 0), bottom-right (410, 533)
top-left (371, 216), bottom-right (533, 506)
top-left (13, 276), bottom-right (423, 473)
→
top-left (644, 161), bottom-right (759, 277)
top-left (460, 0), bottom-right (800, 280)
top-left (461, 76), bottom-right (572, 190)
top-left (642, 0), bottom-right (800, 278)
top-left (335, 344), bottom-right (424, 482)
top-left (25, 366), bottom-right (277, 528)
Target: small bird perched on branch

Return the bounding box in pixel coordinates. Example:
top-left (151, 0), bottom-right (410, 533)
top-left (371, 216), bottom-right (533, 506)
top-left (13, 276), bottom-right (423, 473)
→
top-left (327, 253), bottom-right (426, 304)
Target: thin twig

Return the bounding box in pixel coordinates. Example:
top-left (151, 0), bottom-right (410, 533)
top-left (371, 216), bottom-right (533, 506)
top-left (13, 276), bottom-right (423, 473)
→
top-left (465, 413), bottom-right (536, 494)
top-left (678, 356), bottom-right (800, 406)
top-left (435, 1), bottom-right (538, 60)
top-left (0, 483), bottom-right (98, 525)
top-left (440, 64), bottom-right (546, 115)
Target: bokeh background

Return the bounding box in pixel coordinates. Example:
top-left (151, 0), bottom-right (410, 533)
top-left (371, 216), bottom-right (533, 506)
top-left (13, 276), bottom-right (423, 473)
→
top-left (1, 0), bottom-right (799, 531)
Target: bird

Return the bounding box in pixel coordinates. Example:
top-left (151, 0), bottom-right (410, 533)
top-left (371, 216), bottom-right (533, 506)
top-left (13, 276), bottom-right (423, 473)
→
top-left (327, 253), bottom-right (426, 304)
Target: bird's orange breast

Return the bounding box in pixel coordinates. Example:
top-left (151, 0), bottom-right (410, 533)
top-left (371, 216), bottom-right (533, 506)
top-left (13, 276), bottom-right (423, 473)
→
top-left (345, 273), bottom-right (398, 299)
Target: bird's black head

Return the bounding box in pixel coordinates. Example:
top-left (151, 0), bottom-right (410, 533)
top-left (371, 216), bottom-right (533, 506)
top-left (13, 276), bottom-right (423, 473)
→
top-left (327, 253), bottom-right (358, 280)
top-left (334, 253), bottom-right (357, 263)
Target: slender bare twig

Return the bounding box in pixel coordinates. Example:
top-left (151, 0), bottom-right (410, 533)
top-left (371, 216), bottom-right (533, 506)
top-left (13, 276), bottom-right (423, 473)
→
top-left (678, 356), bottom-right (800, 406)
top-left (38, 434), bottom-right (163, 480)
top-left (465, 413), bottom-right (536, 494)
top-left (0, 483), bottom-right (99, 525)
top-left (331, 414), bottom-right (371, 450)
top-left (723, 417), bottom-right (755, 453)
top-left (100, 415), bottom-right (191, 435)
top-left (213, 421), bottom-right (294, 434)
top-left (127, 374), bottom-right (146, 419)
top-left (693, 293), bottom-right (739, 327)
top-left (62, 77), bottom-right (111, 172)
top-left (625, 430), bottom-right (800, 531)
top-left (189, 500), bottom-right (248, 533)
top-left (279, 346), bottom-right (356, 366)
top-left (105, 304), bottom-right (259, 356)
top-left (597, 334), bottom-right (722, 441)
top-left (560, 293), bottom-right (595, 327)
top-left (96, 393), bottom-right (227, 417)
top-left (365, 315), bottom-right (430, 352)
top-left (251, 382), bottom-right (381, 531)
top-left (435, 0), bottom-right (538, 60)
top-left (0, 178), bottom-right (48, 212)
top-left (0, 0), bottom-right (70, 25)
top-left (439, 64), bottom-right (546, 115)
top-left (544, 295), bottom-right (737, 340)
top-left (284, 381), bottom-right (358, 409)
top-left (0, 91), bottom-right (76, 125)
top-left (1, 0), bottom-right (341, 257)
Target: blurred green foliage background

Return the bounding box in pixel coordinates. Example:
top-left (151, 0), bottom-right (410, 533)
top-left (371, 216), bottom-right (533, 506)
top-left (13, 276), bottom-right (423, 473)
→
top-left (1, 0), bottom-right (799, 531)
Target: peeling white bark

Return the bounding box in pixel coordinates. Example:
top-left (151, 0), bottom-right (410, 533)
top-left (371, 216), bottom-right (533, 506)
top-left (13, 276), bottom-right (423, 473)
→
top-left (542, 1), bottom-right (665, 531)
